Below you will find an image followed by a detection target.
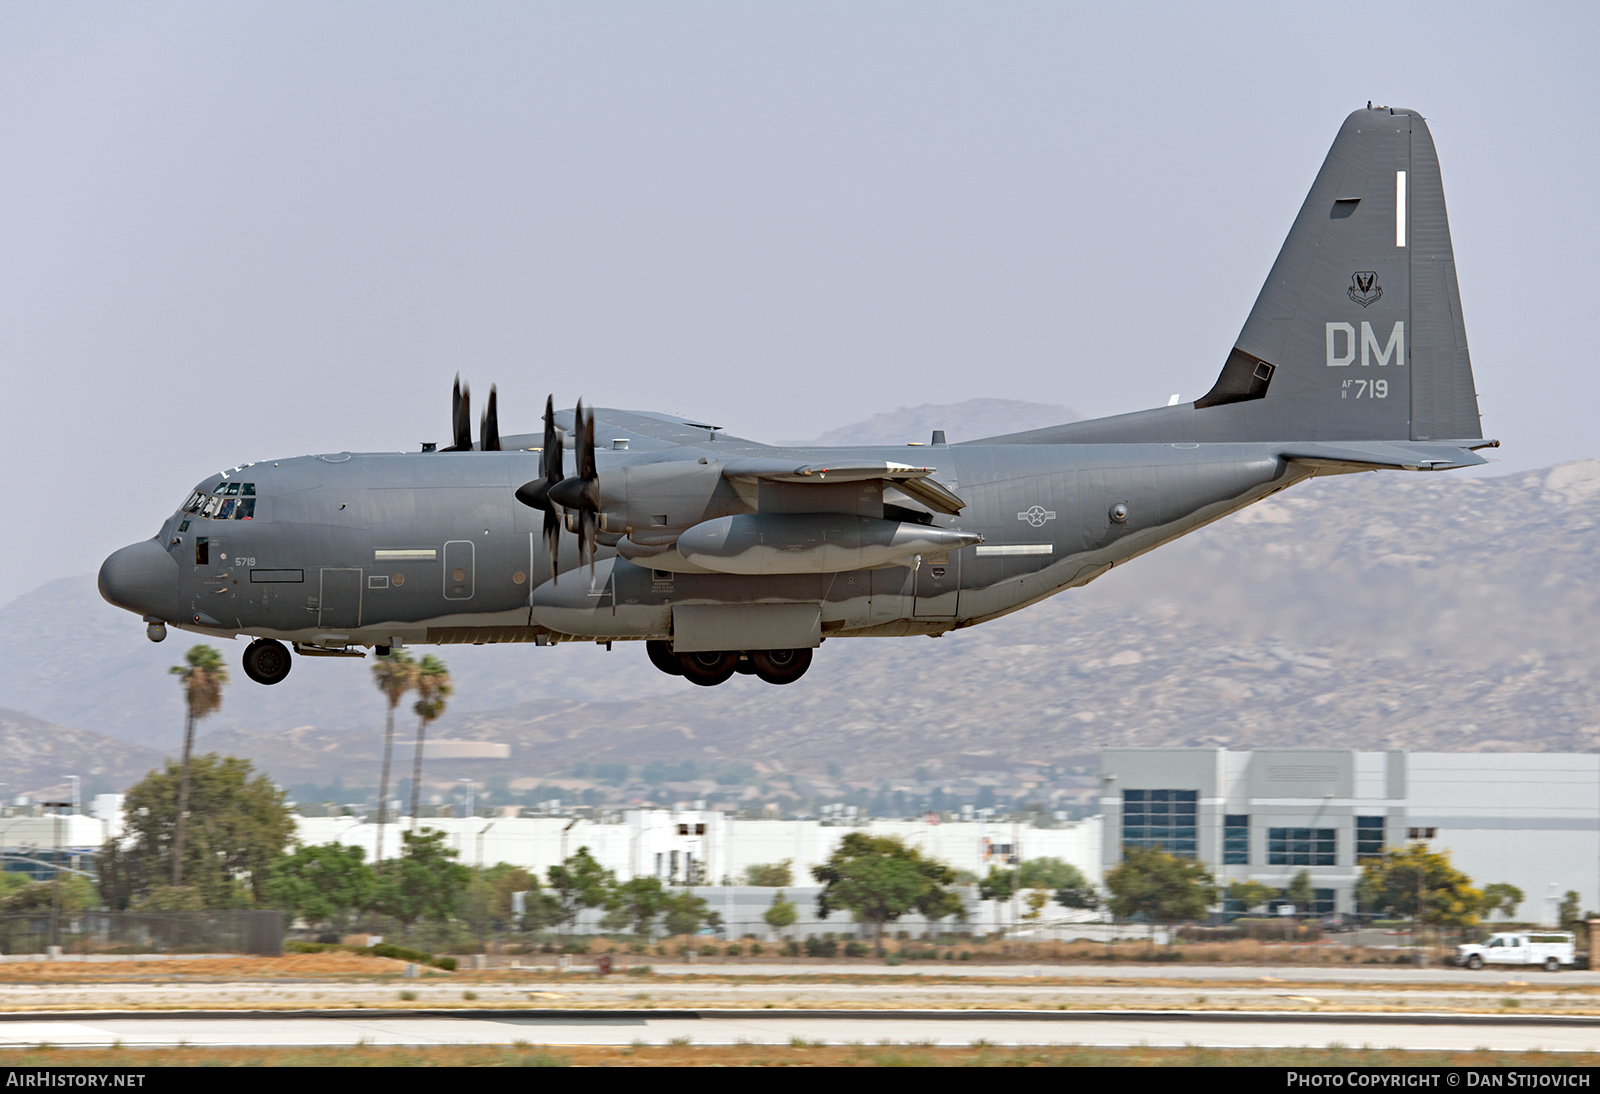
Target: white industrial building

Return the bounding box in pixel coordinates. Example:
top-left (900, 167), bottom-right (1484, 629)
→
top-left (1100, 748), bottom-right (1600, 920)
top-left (295, 810), bottom-right (1103, 890)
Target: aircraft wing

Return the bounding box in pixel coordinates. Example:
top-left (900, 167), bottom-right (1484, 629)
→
top-left (720, 457), bottom-right (968, 514)
top-left (1277, 439), bottom-right (1498, 472)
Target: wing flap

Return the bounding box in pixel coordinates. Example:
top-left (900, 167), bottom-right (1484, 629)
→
top-left (720, 458), bottom-right (968, 514)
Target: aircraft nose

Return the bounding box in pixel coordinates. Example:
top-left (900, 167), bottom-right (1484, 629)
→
top-left (98, 538), bottom-right (181, 620)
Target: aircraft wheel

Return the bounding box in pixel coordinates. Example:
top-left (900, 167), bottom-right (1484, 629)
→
top-left (241, 638), bottom-right (292, 685)
top-left (1466, 954), bottom-right (1483, 970)
top-left (749, 647), bottom-right (813, 685)
top-left (677, 650), bottom-right (738, 686)
top-left (646, 640), bottom-right (682, 676)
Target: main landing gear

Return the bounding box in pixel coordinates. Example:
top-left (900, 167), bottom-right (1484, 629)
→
top-left (241, 638), bottom-right (293, 685)
top-left (645, 640), bottom-right (812, 687)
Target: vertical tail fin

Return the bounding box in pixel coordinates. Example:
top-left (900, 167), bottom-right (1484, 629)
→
top-left (1196, 104), bottom-right (1481, 441)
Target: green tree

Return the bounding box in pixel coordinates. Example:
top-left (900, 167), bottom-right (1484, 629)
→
top-left (1017, 857), bottom-right (1087, 892)
top-left (370, 650), bottom-right (416, 870)
top-left (742, 860), bottom-right (794, 887)
top-left (1355, 843), bottom-right (1481, 928)
top-left (662, 889), bottom-right (721, 938)
top-left (1226, 879), bottom-right (1279, 914)
top-left (605, 876), bottom-right (669, 937)
top-left (977, 865), bottom-right (1016, 904)
top-left (99, 754), bottom-right (294, 910)
top-left (763, 890), bottom-right (798, 934)
top-left (265, 843), bottom-right (376, 931)
top-left (168, 645), bottom-right (228, 886)
top-left (811, 832), bottom-right (962, 955)
top-left (1, 876), bottom-right (97, 915)
top-left (1559, 890), bottom-right (1583, 931)
top-left (407, 655), bottom-right (452, 829)
top-left (1104, 845), bottom-right (1216, 930)
top-left (373, 828), bottom-right (471, 930)
top-left (1479, 882), bottom-right (1525, 922)
top-left (1286, 869), bottom-right (1316, 914)
top-left (546, 847), bottom-right (614, 937)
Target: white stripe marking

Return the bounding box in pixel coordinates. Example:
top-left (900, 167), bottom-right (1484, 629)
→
top-left (375, 549), bottom-right (438, 561)
top-left (976, 544), bottom-right (1053, 557)
top-left (1396, 170), bottom-right (1407, 247)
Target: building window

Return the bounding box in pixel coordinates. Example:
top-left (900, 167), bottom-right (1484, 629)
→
top-left (1223, 815), bottom-right (1249, 865)
top-left (1122, 789), bottom-right (1198, 858)
top-left (1276, 887), bottom-right (1337, 916)
top-left (1356, 816), bottom-right (1385, 862)
top-left (1267, 827), bottom-right (1335, 866)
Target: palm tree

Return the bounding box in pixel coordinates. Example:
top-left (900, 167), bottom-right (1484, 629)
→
top-left (407, 655), bottom-right (452, 831)
top-left (168, 645), bottom-right (228, 886)
top-left (370, 650), bottom-right (417, 872)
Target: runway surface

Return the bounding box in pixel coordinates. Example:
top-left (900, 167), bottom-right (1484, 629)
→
top-left (3, 1011), bottom-right (1599, 1052)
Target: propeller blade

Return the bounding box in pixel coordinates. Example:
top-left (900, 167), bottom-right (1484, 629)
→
top-left (542, 395), bottom-right (564, 484)
top-left (481, 385), bottom-right (501, 452)
top-left (544, 506), bottom-right (562, 585)
top-left (455, 382), bottom-right (472, 451)
top-left (443, 375), bottom-right (473, 451)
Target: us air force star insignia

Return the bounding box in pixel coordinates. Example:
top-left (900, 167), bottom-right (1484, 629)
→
top-left (1018, 505), bottom-right (1056, 527)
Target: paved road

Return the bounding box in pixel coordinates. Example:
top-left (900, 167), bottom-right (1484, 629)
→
top-left (581, 962), bottom-right (1599, 985)
top-left (2, 1011), bottom-right (1599, 1052)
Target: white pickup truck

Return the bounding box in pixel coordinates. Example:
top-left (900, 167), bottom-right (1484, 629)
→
top-left (1456, 932), bottom-right (1577, 971)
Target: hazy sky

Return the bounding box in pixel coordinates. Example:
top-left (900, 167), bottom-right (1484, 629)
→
top-left (2, 3), bottom-right (1596, 609)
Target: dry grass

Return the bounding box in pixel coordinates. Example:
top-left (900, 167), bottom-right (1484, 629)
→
top-left (4, 1043), bottom-right (1599, 1067)
top-left (0, 953), bottom-right (412, 983)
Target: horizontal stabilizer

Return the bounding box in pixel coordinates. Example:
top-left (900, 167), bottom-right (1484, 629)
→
top-left (1278, 438), bottom-right (1496, 472)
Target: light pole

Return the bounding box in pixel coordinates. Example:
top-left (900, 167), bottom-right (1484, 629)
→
top-left (42, 800), bottom-right (71, 951)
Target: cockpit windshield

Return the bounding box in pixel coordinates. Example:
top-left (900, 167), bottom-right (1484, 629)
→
top-left (182, 483), bottom-right (257, 520)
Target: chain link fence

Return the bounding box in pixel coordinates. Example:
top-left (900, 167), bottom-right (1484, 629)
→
top-left (0, 910), bottom-right (283, 956)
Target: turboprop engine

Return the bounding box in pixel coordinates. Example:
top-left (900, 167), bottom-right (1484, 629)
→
top-left (670, 513), bottom-right (982, 575)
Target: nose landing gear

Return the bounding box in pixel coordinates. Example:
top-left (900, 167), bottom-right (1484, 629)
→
top-left (241, 638), bottom-right (293, 685)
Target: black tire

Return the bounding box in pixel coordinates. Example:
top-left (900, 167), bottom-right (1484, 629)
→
top-left (241, 638), bottom-right (292, 685)
top-left (1546, 957), bottom-right (1561, 972)
top-left (1466, 954), bottom-right (1483, 970)
top-left (676, 650), bottom-right (738, 686)
top-left (734, 656), bottom-right (758, 675)
top-left (646, 639), bottom-right (682, 676)
top-left (749, 647), bottom-right (813, 685)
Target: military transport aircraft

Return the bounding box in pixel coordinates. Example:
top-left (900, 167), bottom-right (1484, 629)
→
top-left (100, 105), bottom-right (1493, 688)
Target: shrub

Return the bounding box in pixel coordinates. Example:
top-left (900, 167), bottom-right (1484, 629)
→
top-left (844, 942), bottom-right (869, 957)
top-left (804, 938), bottom-right (838, 958)
top-left (749, 942), bottom-right (763, 955)
top-left (724, 943), bottom-right (742, 956)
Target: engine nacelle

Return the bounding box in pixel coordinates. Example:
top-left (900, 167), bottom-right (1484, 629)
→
top-left (675, 513), bottom-right (981, 575)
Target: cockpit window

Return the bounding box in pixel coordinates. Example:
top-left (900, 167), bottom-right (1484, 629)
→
top-left (184, 484), bottom-right (258, 520)
top-left (183, 483), bottom-right (257, 521)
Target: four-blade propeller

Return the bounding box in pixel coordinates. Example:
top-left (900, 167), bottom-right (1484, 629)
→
top-left (502, 393), bottom-right (599, 584)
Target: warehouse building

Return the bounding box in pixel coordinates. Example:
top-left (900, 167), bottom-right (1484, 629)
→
top-left (1099, 748), bottom-right (1600, 920)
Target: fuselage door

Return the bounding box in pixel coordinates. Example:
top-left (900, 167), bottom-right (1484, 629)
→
top-left (444, 540), bottom-right (475, 600)
top-left (319, 568), bottom-right (363, 629)
top-left (912, 549), bottom-right (961, 619)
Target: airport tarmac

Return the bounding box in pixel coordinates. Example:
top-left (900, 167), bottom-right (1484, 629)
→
top-left (2, 1010), bottom-right (1599, 1052)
